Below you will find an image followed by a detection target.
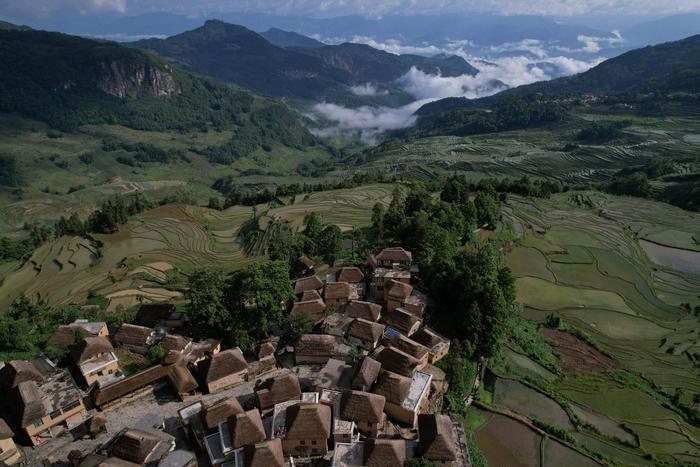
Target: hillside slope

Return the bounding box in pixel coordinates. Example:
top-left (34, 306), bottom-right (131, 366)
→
top-left (261, 27), bottom-right (325, 48)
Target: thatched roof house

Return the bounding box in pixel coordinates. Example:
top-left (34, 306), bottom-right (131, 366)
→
top-left (285, 403), bottom-right (331, 440)
top-left (294, 276), bottom-right (324, 295)
top-left (290, 299), bottom-right (327, 324)
top-left (295, 334), bottom-right (336, 363)
top-left (0, 417), bottom-right (14, 440)
top-left (70, 336), bottom-right (114, 365)
top-left (376, 247), bottom-right (413, 264)
top-left (375, 347), bottom-right (421, 377)
top-left (301, 289), bottom-right (322, 301)
top-left (346, 300), bottom-right (382, 322)
top-left (346, 319), bottom-right (385, 348)
top-left (418, 414), bottom-right (458, 462)
top-left (324, 282), bottom-right (354, 303)
top-left (384, 308), bottom-right (422, 336)
top-left (110, 429), bottom-right (162, 465)
top-left (373, 371), bottom-right (412, 405)
top-left (244, 438), bottom-right (284, 467)
top-left (114, 324), bottom-right (154, 355)
top-left (203, 397), bottom-right (244, 429)
top-left (336, 267), bottom-right (364, 284)
top-left (297, 256), bottom-right (315, 271)
top-left (385, 280), bottom-right (413, 301)
top-left (340, 390), bottom-right (386, 424)
top-left (229, 409), bottom-right (266, 449)
top-left (364, 439), bottom-right (407, 467)
top-left (255, 372), bottom-right (301, 410)
top-left (198, 348), bottom-right (248, 393)
top-left (0, 360), bottom-right (43, 390)
top-left (159, 334), bottom-right (192, 354)
top-left (389, 334), bottom-right (430, 362)
top-left (352, 357), bottom-right (381, 391)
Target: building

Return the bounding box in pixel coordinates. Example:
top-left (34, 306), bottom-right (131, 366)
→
top-left (301, 289), bottom-right (322, 301)
top-left (109, 428), bottom-right (176, 465)
top-left (0, 417), bottom-right (22, 465)
top-left (229, 409), bottom-right (266, 450)
top-left (388, 334), bottom-right (430, 369)
top-left (281, 403), bottom-right (331, 456)
top-left (383, 307), bottom-right (422, 336)
top-left (319, 389), bottom-right (357, 444)
top-left (314, 358), bottom-right (352, 392)
top-left (113, 324), bottom-right (155, 355)
top-left (346, 319), bottom-right (385, 350)
top-left (409, 328), bottom-right (451, 364)
top-left (402, 294), bottom-right (427, 317)
top-left (244, 438), bottom-right (285, 467)
top-left (332, 441), bottom-right (364, 467)
top-left (373, 370), bottom-right (432, 427)
top-left (345, 300), bottom-right (382, 322)
top-left (46, 320), bottom-right (109, 347)
top-left (294, 275), bottom-right (324, 296)
top-left (324, 282), bottom-right (358, 307)
top-left (295, 334), bottom-right (336, 364)
top-left (374, 247), bottom-right (413, 270)
top-left (256, 372), bottom-right (302, 411)
top-left (290, 299), bottom-right (327, 325)
top-left (418, 414), bottom-right (458, 466)
top-left (198, 348), bottom-right (248, 393)
top-left (70, 336), bottom-right (121, 387)
top-left (336, 267), bottom-right (365, 296)
top-left (339, 390), bottom-right (386, 436)
top-left (370, 269), bottom-right (411, 297)
top-left (1, 358), bottom-right (87, 446)
top-left (92, 359), bottom-right (197, 410)
top-left (364, 439), bottom-right (407, 467)
top-left (352, 357), bottom-right (381, 392)
top-left (374, 347), bottom-right (421, 377)
top-left (296, 256), bottom-right (315, 273)
top-left (203, 397), bottom-right (244, 430)
top-left (384, 280), bottom-right (414, 313)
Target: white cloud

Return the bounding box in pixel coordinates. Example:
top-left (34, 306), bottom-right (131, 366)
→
top-left (346, 36), bottom-right (446, 55)
top-left (350, 83), bottom-right (389, 96)
top-left (0, 0), bottom-right (125, 20)
top-left (489, 39), bottom-right (549, 58)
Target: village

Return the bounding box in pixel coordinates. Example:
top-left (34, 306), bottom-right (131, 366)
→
top-left (0, 246), bottom-right (470, 467)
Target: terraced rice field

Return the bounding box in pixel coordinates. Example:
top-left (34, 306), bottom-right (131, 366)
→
top-left (490, 191), bottom-right (700, 465)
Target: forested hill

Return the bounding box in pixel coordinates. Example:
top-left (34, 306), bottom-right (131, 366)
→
top-left (418, 34), bottom-right (700, 117)
top-left (132, 20), bottom-right (478, 102)
top-left (0, 28), bottom-right (317, 157)
top-left (261, 27), bottom-right (325, 48)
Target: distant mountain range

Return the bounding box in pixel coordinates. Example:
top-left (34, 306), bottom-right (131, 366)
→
top-left (130, 20), bottom-right (478, 105)
top-left (417, 34), bottom-right (700, 117)
top-left (261, 27), bottom-right (325, 48)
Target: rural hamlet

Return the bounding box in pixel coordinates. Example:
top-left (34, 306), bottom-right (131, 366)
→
top-left (0, 247), bottom-right (467, 466)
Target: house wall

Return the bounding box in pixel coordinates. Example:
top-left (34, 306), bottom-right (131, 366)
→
top-left (282, 437), bottom-right (328, 456)
top-left (355, 417), bottom-right (384, 436)
top-left (386, 297), bottom-right (403, 313)
top-left (0, 438), bottom-right (22, 465)
top-left (82, 359), bottom-right (120, 386)
top-left (429, 344), bottom-right (450, 364)
top-left (96, 325), bottom-right (109, 337)
top-left (207, 371), bottom-right (246, 393)
top-left (403, 301), bottom-right (425, 317)
top-left (23, 399), bottom-right (86, 446)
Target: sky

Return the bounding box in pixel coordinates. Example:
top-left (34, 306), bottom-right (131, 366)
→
top-left (2, 0), bottom-right (700, 21)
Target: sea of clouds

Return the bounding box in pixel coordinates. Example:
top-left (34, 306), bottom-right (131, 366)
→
top-left (311, 35), bottom-right (610, 142)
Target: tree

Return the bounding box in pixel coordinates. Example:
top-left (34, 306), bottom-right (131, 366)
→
top-left (318, 224), bottom-right (342, 266)
top-left (370, 203), bottom-right (385, 240)
top-left (185, 268), bottom-right (229, 333)
top-left (474, 192), bottom-right (499, 228)
top-left (303, 212), bottom-right (324, 255)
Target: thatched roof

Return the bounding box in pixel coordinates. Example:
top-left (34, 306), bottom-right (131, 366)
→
top-left (229, 409), bottom-right (266, 449)
top-left (386, 280), bottom-right (413, 300)
top-left (324, 282), bottom-right (352, 300)
top-left (0, 417), bottom-right (14, 439)
top-left (418, 414), bottom-right (458, 461)
top-left (168, 364), bottom-right (198, 395)
top-left (160, 334), bottom-right (192, 353)
top-left (199, 348), bottom-right (248, 383)
top-left (410, 327), bottom-right (448, 349)
top-left (92, 364), bottom-right (170, 407)
top-left (111, 429), bottom-right (160, 464)
top-left (47, 325), bottom-right (97, 347)
top-left (285, 403), bottom-right (331, 440)
top-left (301, 290), bottom-right (322, 301)
top-left (384, 308), bottom-right (421, 335)
top-left (390, 334), bottom-right (429, 361)
top-left (114, 324), bottom-right (153, 348)
top-left (347, 319), bottom-right (384, 344)
top-left (70, 336), bottom-right (114, 365)
top-left (346, 301), bottom-right (382, 322)
top-left (0, 360), bottom-right (43, 389)
top-left (290, 299), bottom-right (327, 324)
top-left (203, 397), bottom-right (243, 429)
top-left (336, 267), bottom-right (364, 283)
top-left (297, 256), bottom-right (315, 270)
top-left (375, 347), bottom-right (420, 377)
top-left (340, 390), bottom-right (385, 424)
top-left (364, 439), bottom-right (406, 467)
top-left (244, 438), bottom-right (284, 467)
top-left (8, 381), bottom-right (49, 427)
top-left (295, 334), bottom-right (335, 357)
top-left (373, 371), bottom-right (412, 404)
top-left (352, 357), bottom-right (381, 390)
top-left (376, 247), bottom-right (412, 263)
top-left (256, 373), bottom-right (301, 405)
top-left (255, 341), bottom-right (277, 360)
top-left (294, 275), bottom-right (323, 294)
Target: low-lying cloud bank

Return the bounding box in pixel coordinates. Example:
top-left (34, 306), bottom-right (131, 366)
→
top-left (312, 38), bottom-right (605, 142)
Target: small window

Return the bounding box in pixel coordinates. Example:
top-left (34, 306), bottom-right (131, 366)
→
top-left (49, 410), bottom-right (61, 420)
top-left (63, 400), bottom-right (81, 412)
top-left (33, 419), bottom-right (43, 428)
top-left (300, 440), bottom-right (305, 445)
top-left (311, 440), bottom-right (316, 445)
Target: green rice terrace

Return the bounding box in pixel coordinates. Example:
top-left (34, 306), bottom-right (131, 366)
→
top-left (0, 184), bottom-right (393, 309)
top-left (467, 191), bottom-right (700, 466)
